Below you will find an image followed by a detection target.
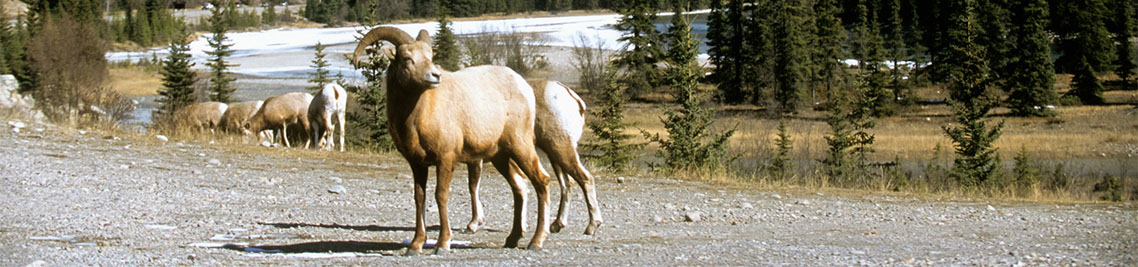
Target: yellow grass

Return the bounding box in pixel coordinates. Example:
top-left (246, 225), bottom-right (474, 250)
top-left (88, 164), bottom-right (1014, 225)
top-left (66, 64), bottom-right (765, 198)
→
top-left (108, 66), bottom-right (164, 97)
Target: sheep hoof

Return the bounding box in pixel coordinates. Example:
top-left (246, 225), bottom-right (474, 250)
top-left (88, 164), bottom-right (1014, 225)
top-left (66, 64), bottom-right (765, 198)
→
top-left (584, 221), bottom-right (602, 235)
top-left (403, 249), bottom-right (422, 256)
top-left (433, 247), bottom-right (450, 255)
top-left (549, 221), bottom-right (564, 233)
top-left (526, 243), bottom-right (544, 252)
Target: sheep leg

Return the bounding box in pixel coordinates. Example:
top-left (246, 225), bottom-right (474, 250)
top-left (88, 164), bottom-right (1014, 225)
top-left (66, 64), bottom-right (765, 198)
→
top-left (338, 111), bottom-right (346, 152)
top-left (465, 161), bottom-right (485, 233)
top-left (508, 146), bottom-right (551, 251)
top-left (434, 157), bottom-right (456, 255)
top-left (565, 152), bottom-right (602, 235)
top-left (406, 163), bottom-right (430, 256)
top-left (549, 163), bottom-right (570, 234)
top-left (490, 156), bottom-right (527, 249)
top-left (281, 125), bottom-right (291, 148)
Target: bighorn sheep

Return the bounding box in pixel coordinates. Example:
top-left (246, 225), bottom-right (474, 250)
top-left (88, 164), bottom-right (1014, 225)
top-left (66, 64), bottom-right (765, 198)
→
top-left (465, 80), bottom-right (602, 235)
top-left (243, 92), bottom-right (313, 148)
top-left (174, 101), bottom-right (228, 133)
top-left (307, 83), bottom-right (347, 151)
top-left (353, 26), bottom-right (553, 254)
top-left (219, 100), bottom-right (263, 134)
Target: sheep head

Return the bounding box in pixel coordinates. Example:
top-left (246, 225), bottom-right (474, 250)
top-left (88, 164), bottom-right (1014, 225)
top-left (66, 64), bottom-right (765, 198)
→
top-left (352, 27), bottom-right (442, 89)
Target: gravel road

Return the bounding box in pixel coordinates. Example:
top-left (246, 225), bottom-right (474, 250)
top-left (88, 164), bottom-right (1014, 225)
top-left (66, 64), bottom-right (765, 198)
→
top-left (1, 121), bottom-right (1135, 265)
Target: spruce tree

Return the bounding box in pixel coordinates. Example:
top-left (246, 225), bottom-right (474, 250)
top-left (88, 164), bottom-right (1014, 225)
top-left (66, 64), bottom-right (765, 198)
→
top-left (348, 35), bottom-right (394, 151)
top-left (612, 0), bottom-right (663, 99)
top-left (583, 64), bottom-right (645, 172)
top-left (1053, 0), bottom-right (1115, 77)
top-left (156, 29), bottom-right (197, 121)
top-left (206, 1), bottom-right (238, 103)
top-left (883, 0), bottom-right (912, 105)
top-left (813, 0), bottom-right (848, 103)
top-left (1006, 0), bottom-right (1058, 117)
top-left (940, 0), bottom-right (1005, 188)
top-left (706, 0), bottom-right (747, 104)
top-left (433, 4), bottom-right (460, 71)
top-left (646, 4), bottom-right (735, 172)
top-left (746, 2), bottom-right (778, 106)
top-left (975, 0), bottom-right (1013, 90)
top-left (1111, 0), bottom-right (1136, 84)
top-left (772, 0), bottom-right (812, 113)
top-left (769, 120), bottom-right (794, 179)
top-left (263, 2), bottom-right (278, 25)
top-left (1069, 58), bottom-right (1106, 105)
top-left (1012, 145), bottom-right (1040, 197)
top-left (308, 42), bottom-right (332, 92)
top-left (822, 78), bottom-right (876, 182)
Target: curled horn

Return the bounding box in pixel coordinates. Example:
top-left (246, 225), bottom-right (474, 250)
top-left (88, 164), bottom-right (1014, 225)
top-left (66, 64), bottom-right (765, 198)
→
top-left (352, 27), bottom-right (414, 67)
top-left (416, 29), bottom-right (431, 43)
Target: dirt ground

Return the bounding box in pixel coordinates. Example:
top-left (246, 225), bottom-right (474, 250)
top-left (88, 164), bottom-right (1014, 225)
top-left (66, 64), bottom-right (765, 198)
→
top-left (0, 120), bottom-right (1135, 265)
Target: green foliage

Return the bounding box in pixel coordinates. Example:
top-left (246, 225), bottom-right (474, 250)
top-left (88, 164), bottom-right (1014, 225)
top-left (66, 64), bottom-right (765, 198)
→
top-left (155, 29), bottom-right (198, 121)
top-left (206, 1), bottom-right (239, 103)
top-left (583, 64), bottom-right (645, 173)
top-left (347, 37), bottom-right (395, 152)
top-left (612, 0), bottom-right (663, 99)
top-left (822, 80), bottom-right (876, 182)
top-left (1046, 163), bottom-right (1070, 191)
top-left (850, 0), bottom-right (893, 117)
top-left (1053, 0), bottom-right (1115, 76)
top-left (771, 0), bottom-right (812, 113)
top-left (1110, 0), bottom-right (1136, 84)
top-left (645, 5), bottom-right (735, 172)
top-left (263, 3), bottom-right (278, 25)
top-left (1093, 174), bottom-right (1122, 202)
top-left (307, 42), bottom-right (333, 92)
top-left (432, 8), bottom-right (461, 71)
top-left (769, 119), bottom-right (794, 179)
top-left (706, 0), bottom-right (747, 104)
top-left (1068, 58), bottom-right (1106, 105)
top-left (812, 0), bottom-right (848, 103)
top-left (1012, 146), bottom-right (1040, 197)
top-left (1006, 0), bottom-right (1058, 117)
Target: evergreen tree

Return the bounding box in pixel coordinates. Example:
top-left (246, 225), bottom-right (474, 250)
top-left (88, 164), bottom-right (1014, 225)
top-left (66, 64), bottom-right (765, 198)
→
top-left (1006, 0), bottom-right (1058, 117)
top-left (348, 35), bottom-right (395, 151)
top-left (1069, 58), bottom-right (1106, 104)
top-left (433, 4), bottom-right (461, 71)
top-left (822, 79), bottom-right (876, 182)
top-left (813, 0), bottom-right (848, 103)
top-left (975, 0), bottom-right (1013, 90)
top-left (646, 4), bottom-right (735, 172)
top-left (155, 29), bottom-right (197, 121)
top-left (583, 64), bottom-right (645, 172)
top-left (612, 0), bottom-right (663, 99)
top-left (0, 4), bottom-right (12, 74)
top-left (772, 0), bottom-right (812, 113)
top-left (1012, 145), bottom-right (1040, 197)
top-left (1053, 0), bottom-right (1115, 76)
top-left (263, 2), bottom-right (278, 25)
top-left (1110, 0), bottom-right (1136, 84)
top-left (131, 4), bottom-right (154, 46)
top-left (206, 1), bottom-right (238, 103)
top-left (308, 42), bottom-right (333, 92)
top-left (769, 120), bottom-right (794, 179)
top-left (851, 0), bottom-right (893, 117)
top-left (883, 0), bottom-right (912, 105)
top-left (705, 0), bottom-right (746, 104)
top-left (940, 0), bottom-right (1004, 188)
top-left (746, 1), bottom-right (778, 106)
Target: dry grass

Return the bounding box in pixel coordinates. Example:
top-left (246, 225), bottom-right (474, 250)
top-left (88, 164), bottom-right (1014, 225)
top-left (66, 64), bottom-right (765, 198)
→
top-left (108, 66), bottom-right (164, 97)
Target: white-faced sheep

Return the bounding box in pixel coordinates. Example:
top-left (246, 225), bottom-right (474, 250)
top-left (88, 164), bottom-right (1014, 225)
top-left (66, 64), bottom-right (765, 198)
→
top-left (353, 26), bottom-right (553, 254)
top-left (465, 80), bottom-right (602, 236)
top-left (174, 101), bottom-right (228, 133)
top-left (243, 92), bottom-right (312, 148)
top-left (307, 83), bottom-right (347, 151)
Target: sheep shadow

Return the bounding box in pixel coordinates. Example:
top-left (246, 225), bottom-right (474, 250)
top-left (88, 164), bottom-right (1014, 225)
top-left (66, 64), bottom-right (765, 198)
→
top-left (258, 222), bottom-right (503, 233)
top-left (222, 241), bottom-right (407, 254)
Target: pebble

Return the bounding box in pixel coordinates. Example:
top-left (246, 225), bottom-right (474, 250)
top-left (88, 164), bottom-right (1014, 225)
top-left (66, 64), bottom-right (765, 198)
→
top-left (207, 159), bottom-right (222, 166)
top-left (987, 205), bottom-right (997, 212)
top-left (155, 135), bottom-right (168, 142)
top-left (616, 177), bottom-right (626, 184)
top-left (328, 185), bottom-right (347, 194)
top-left (652, 215), bottom-right (666, 223)
top-left (397, 173), bottom-right (412, 179)
top-left (8, 120), bottom-right (26, 129)
top-left (740, 203), bottom-right (754, 209)
top-left (684, 211), bottom-right (702, 222)
top-left (797, 200), bottom-right (811, 206)
top-left (772, 194), bottom-right (783, 200)
top-left (329, 177), bottom-right (343, 183)
top-left (261, 141), bottom-right (272, 147)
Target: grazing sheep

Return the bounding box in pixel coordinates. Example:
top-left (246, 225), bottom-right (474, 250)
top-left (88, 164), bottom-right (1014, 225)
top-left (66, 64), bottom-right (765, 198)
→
top-left (353, 26), bottom-right (553, 255)
top-left (244, 92), bottom-right (313, 148)
top-left (465, 80), bottom-right (602, 236)
top-left (219, 100), bottom-right (263, 134)
top-left (307, 83), bottom-right (348, 151)
top-left (174, 101), bottom-right (228, 133)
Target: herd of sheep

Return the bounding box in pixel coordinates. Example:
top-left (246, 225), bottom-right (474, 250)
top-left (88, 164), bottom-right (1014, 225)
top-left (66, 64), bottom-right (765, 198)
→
top-left (169, 26), bottom-right (600, 255)
top-left (171, 83), bottom-right (347, 151)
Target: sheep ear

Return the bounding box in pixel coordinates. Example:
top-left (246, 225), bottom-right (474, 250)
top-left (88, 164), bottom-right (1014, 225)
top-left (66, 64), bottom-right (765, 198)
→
top-left (416, 29), bottom-right (431, 43)
top-left (380, 45), bottom-right (397, 60)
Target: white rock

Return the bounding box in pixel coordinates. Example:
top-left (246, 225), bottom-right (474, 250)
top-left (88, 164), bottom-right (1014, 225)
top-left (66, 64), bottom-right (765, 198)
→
top-left (260, 141), bottom-right (272, 147)
top-left (7, 121), bottom-right (25, 129)
top-left (155, 135), bottom-right (169, 142)
top-left (25, 260), bottom-right (46, 267)
top-left (987, 205), bottom-right (997, 212)
top-left (77, 130), bottom-right (87, 135)
top-left (684, 211), bottom-right (702, 222)
top-left (616, 176), bottom-right (626, 184)
top-left (397, 173), bottom-right (412, 179)
top-left (652, 215), bottom-right (666, 223)
top-left (329, 177), bottom-right (343, 183)
top-left (328, 185), bottom-right (347, 194)
top-left (207, 159), bottom-right (222, 166)
top-left (740, 203), bottom-right (754, 209)
top-left (772, 194), bottom-right (783, 200)
top-left (797, 200), bottom-right (811, 206)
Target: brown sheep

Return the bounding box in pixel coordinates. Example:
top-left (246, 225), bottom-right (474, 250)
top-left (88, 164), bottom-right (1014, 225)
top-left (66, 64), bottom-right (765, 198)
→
top-left (219, 100), bottom-right (263, 134)
top-left (353, 26), bottom-right (553, 255)
top-left (174, 101), bottom-right (228, 133)
top-left (243, 92), bottom-right (312, 148)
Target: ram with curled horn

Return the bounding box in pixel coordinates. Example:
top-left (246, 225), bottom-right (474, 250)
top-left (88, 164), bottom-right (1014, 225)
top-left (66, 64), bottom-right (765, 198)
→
top-left (352, 26), bottom-right (554, 255)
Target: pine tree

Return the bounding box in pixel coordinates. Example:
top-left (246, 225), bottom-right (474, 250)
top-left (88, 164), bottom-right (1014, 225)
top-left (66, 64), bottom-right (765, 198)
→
top-left (612, 0), bottom-right (663, 99)
top-left (646, 4), bottom-right (735, 172)
top-left (155, 29), bottom-right (197, 121)
top-left (975, 0), bottom-right (1013, 90)
top-left (132, 5), bottom-right (153, 46)
top-left (851, 0), bottom-right (893, 117)
top-left (1111, 0), bottom-right (1136, 84)
top-left (433, 4), bottom-right (460, 71)
top-left (583, 64), bottom-right (645, 172)
top-left (1069, 58), bottom-right (1106, 104)
top-left (1006, 0), bottom-right (1058, 117)
top-left (822, 78), bottom-right (876, 182)
top-left (1053, 0), bottom-right (1115, 77)
top-left (940, 0), bottom-right (1004, 188)
top-left (1012, 145), bottom-right (1040, 197)
top-left (348, 35), bottom-right (395, 151)
top-left (706, 0), bottom-right (746, 104)
top-left (769, 120), bottom-right (794, 179)
top-left (813, 0), bottom-right (848, 103)
top-left (746, 1), bottom-right (778, 106)
top-left (206, 1), bottom-right (238, 103)
top-left (263, 2), bottom-right (278, 25)
top-left (883, 0), bottom-right (912, 105)
top-left (308, 42), bottom-right (333, 92)
top-left (772, 0), bottom-right (812, 113)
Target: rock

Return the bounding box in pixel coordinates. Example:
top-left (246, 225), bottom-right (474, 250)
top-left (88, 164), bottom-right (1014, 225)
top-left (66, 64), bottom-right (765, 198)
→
top-left (772, 194), bottom-right (783, 200)
top-left (207, 159), bottom-right (222, 166)
top-left (260, 141), bottom-right (272, 147)
top-left (987, 205), bottom-right (997, 212)
top-left (652, 215), bottom-right (666, 223)
top-left (740, 203), bottom-right (754, 209)
top-left (797, 200), bottom-right (811, 206)
top-left (329, 177), bottom-right (343, 183)
top-left (7, 121), bottom-right (26, 129)
top-left (25, 260), bottom-right (46, 267)
top-left (397, 173), bottom-right (412, 180)
top-left (684, 211), bottom-right (702, 222)
top-left (156, 135), bottom-right (169, 142)
top-left (328, 185), bottom-right (347, 194)
top-left (616, 176), bottom-right (626, 184)
top-left (77, 130), bottom-right (87, 135)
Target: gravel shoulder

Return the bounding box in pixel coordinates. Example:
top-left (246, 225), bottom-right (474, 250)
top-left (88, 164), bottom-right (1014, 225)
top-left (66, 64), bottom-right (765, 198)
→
top-left (1, 122), bottom-right (1135, 266)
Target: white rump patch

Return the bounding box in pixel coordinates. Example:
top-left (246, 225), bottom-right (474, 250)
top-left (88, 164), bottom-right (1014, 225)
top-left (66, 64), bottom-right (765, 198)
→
top-left (546, 82), bottom-right (586, 143)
